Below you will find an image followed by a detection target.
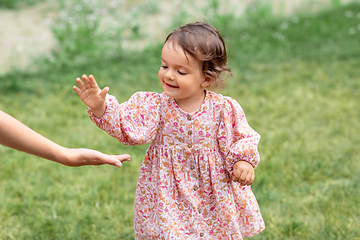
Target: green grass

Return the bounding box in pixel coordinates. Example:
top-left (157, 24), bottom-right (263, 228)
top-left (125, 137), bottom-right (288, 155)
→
top-left (1, 1), bottom-right (360, 239)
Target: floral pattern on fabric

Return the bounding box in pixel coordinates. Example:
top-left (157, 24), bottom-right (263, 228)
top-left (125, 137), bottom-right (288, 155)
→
top-left (88, 91), bottom-right (265, 239)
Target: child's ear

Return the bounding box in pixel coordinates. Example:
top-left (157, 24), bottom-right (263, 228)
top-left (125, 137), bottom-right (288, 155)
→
top-left (201, 77), bottom-right (213, 88)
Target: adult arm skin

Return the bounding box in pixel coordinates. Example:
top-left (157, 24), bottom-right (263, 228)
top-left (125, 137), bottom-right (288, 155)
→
top-left (0, 110), bottom-right (130, 167)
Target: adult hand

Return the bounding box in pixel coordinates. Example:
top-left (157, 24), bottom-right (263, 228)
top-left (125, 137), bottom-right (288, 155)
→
top-left (0, 110), bottom-right (130, 167)
top-left (62, 148), bottom-right (130, 167)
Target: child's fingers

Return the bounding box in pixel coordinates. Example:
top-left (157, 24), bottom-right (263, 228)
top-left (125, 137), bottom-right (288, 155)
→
top-left (81, 74), bottom-right (91, 89)
top-left (232, 164), bottom-right (245, 182)
top-left (100, 86), bottom-right (109, 98)
top-left (233, 169), bottom-right (253, 185)
top-left (75, 77), bottom-right (85, 90)
top-left (243, 172), bottom-right (254, 186)
top-left (232, 168), bottom-right (241, 182)
top-left (232, 174), bottom-right (239, 182)
top-left (88, 74), bottom-right (100, 89)
top-left (72, 85), bottom-right (81, 96)
top-left (238, 171), bottom-right (249, 184)
top-left (233, 172), bottom-right (245, 183)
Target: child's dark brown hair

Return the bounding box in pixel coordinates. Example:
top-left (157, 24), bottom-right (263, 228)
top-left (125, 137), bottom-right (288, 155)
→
top-left (165, 22), bottom-right (231, 89)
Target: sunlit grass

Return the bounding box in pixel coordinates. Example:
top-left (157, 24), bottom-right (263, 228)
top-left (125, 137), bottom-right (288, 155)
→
top-left (232, 58), bottom-right (360, 239)
top-left (0, 1), bottom-right (359, 239)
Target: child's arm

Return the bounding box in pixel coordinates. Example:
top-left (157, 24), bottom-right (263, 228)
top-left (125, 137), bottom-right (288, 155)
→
top-left (218, 97), bottom-right (261, 185)
top-left (73, 74), bottom-right (160, 145)
top-left (73, 74), bottom-right (109, 118)
top-left (87, 91), bottom-right (161, 146)
top-left (0, 110), bottom-right (130, 167)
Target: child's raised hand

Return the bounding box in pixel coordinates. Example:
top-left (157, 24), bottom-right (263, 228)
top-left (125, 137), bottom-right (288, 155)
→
top-left (232, 161), bottom-right (255, 186)
top-left (73, 74), bottom-right (109, 118)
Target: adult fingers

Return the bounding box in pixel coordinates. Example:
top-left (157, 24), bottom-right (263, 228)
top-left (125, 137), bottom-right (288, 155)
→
top-left (112, 154), bottom-right (131, 162)
top-left (109, 154), bottom-right (131, 168)
top-left (96, 154), bottom-right (130, 168)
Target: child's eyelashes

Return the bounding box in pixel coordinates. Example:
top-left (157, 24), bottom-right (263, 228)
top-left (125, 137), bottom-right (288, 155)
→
top-left (161, 65), bottom-right (187, 75)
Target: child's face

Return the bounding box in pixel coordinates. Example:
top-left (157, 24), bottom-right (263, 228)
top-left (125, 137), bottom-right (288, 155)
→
top-left (158, 41), bottom-right (212, 111)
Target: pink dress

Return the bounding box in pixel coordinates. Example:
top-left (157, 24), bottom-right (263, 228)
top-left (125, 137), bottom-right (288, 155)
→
top-left (88, 90), bottom-right (265, 239)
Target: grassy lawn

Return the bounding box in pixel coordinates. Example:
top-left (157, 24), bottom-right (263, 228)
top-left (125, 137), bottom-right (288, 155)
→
top-left (0, 1), bottom-right (359, 239)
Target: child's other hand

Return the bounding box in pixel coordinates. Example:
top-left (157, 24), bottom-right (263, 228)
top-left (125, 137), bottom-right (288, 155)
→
top-left (73, 74), bottom-right (109, 118)
top-left (232, 161), bottom-right (255, 186)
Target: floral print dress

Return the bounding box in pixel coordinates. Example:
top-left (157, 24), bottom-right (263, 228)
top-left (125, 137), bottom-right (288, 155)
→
top-left (88, 90), bottom-right (265, 239)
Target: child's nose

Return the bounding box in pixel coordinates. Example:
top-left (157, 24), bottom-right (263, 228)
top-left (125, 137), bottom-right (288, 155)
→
top-left (165, 71), bottom-right (175, 81)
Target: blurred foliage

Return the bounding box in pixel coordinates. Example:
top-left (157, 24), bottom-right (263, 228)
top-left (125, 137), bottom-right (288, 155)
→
top-left (0, 0), bottom-right (46, 9)
top-left (49, 0), bottom-right (124, 71)
top-left (224, 2), bottom-right (360, 65)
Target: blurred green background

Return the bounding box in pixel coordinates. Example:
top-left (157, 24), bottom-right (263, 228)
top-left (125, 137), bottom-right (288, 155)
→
top-left (0, 0), bottom-right (359, 239)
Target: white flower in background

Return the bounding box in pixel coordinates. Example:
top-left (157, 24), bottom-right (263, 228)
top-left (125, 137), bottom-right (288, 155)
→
top-left (348, 27), bottom-right (356, 34)
top-left (345, 10), bottom-right (353, 17)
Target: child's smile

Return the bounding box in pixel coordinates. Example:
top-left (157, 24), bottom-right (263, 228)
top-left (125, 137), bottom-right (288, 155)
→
top-left (158, 41), bottom-right (212, 113)
top-left (165, 82), bottom-right (179, 88)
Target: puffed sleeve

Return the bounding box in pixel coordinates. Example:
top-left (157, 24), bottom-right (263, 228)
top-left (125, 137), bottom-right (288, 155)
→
top-left (218, 97), bottom-right (261, 173)
top-left (88, 91), bottom-right (161, 145)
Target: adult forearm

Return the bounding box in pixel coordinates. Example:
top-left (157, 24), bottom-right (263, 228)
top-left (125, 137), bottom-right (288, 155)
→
top-left (0, 110), bottom-right (66, 162)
